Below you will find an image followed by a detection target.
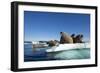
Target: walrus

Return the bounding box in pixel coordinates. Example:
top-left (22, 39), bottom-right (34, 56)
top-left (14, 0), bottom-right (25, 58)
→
top-left (75, 34), bottom-right (83, 43)
top-left (47, 40), bottom-right (57, 46)
top-left (60, 32), bottom-right (73, 44)
top-left (71, 34), bottom-right (84, 43)
top-left (71, 34), bottom-right (76, 43)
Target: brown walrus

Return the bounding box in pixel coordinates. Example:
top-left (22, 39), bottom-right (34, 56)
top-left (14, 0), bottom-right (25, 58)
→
top-left (47, 40), bottom-right (57, 46)
top-left (71, 34), bottom-right (76, 43)
top-left (74, 34), bottom-right (83, 43)
top-left (71, 34), bottom-right (83, 43)
top-left (60, 32), bottom-right (73, 44)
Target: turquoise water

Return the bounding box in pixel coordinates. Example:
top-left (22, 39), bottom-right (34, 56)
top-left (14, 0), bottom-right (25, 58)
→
top-left (52, 48), bottom-right (90, 60)
top-left (24, 43), bottom-right (90, 62)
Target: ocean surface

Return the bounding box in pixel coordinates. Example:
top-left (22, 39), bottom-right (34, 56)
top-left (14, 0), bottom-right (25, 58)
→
top-left (24, 43), bottom-right (90, 62)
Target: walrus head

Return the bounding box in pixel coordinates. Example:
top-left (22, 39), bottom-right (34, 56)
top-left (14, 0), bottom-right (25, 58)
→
top-left (71, 34), bottom-right (75, 38)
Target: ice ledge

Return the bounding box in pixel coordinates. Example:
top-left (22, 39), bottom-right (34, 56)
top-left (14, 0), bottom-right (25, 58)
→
top-left (46, 43), bottom-right (90, 52)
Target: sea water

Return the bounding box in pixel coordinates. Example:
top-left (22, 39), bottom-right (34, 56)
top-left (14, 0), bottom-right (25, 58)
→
top-left (24, 43), bottom-right (90, 62)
